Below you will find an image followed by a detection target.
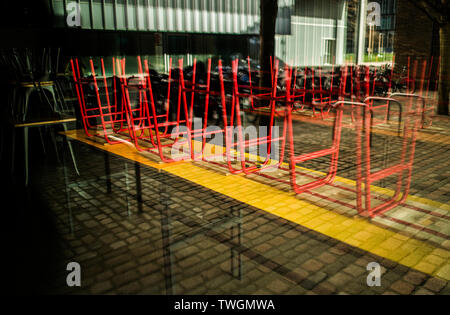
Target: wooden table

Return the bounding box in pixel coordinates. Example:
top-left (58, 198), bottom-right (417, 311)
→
top-left (59, 129), bottom-right (244, 292)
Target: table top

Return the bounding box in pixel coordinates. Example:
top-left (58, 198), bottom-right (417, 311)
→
top-left (13, 116), bottom-right (76, 128)
top-left (9, 80), bottom-right (55, 88)
top-left (59, 129), bottom-right (181, 170)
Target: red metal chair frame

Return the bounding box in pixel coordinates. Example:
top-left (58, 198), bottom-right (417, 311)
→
top-left (70, 57), bottom-right (132, 144)
top-left (178, 58), bottom-right (226, 161)
top-left (219, 58), bottom-right (289, 175)
top-left (121, 57), bottom-right (193, 162)
top-left (355, 94), bottom-right (424, 217)
top-left (242, 65), bottom-right (348, 193)
top-left (310, 66), bottom-right (337, 119)
top-left (275, 65), bottom-right (348, 193)
top-left (118, 56), bottom-right (157, 149)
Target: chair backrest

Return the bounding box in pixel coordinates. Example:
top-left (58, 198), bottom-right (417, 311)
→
top-left (1, 48), bottom-right (70, 122)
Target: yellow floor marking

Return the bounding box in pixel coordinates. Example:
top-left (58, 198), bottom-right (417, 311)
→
top-left (198, 140), bottom-right (449, 211)
top-left (163, 162), bottom-right (449, 280)
top-left (62, 129), bottom-right (184, 169)
top-left (62, 129), bottom-right (450, 281)
top-left (295, 163), bottom-right (450, 211)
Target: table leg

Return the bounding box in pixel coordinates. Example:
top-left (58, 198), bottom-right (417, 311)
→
top-left (62, 140), bottom-right (74, 235)
top-left (160, 179), bottom-right (174, 294)
top-left (124, 162), bottom-right (131, 217)
top-left (50, 129), bottom-right (60, 163)
top-left (135, 162), bottom-right (143, 213)
top-left (38, 127), bottom-right (46, 155)
top-left (104, 151), bottom-right (111, 193)
top-left (11, 127), bottom-right (15, 178)
top-left (62, 124), bottom-right (80, 175)
top-left (24, 126), bottom-right (29, 187)
top-left (230, 207), bottom-right (242, 280)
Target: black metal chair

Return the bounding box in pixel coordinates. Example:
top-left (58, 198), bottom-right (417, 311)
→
top-left (0, 48), bottom-right (79, 186)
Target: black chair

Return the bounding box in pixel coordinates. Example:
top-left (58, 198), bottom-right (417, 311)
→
top-left (0, 48), bottom-right (79, 186)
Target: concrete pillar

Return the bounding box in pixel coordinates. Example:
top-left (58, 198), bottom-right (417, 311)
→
top-left (356, 0), bottom-right (367, 64)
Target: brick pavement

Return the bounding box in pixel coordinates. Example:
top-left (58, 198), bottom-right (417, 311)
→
top-left (9, 108), bottom-right (449, 295)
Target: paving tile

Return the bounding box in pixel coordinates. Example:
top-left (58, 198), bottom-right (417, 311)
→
top-left (17, 129), bottom-right (450, 295)
top-left (403, 271), bottom-right (428, 286)
top-left (112, 270), bottom-right (140, 287)
top-left (317, 252), bottom-right (338, 264)
top-left (117, 281), bottom-right (141, 294)
top-left (327, 272), bottom-right (353, 288)
top-left (423, 277), bottom-right (447, 293)
top-left (312, 281), bottom-right (336, 295)
top-left (90, 280), bottom-right (113, 294)
top-left (414, 288), bottom-right (434, 295)
top-left (342, 264), bottom-right (366, 277)
top-left (390, 280), bottom-right (415, 295)
top-left (267, 279), bottom-right (291, 294)
top-left (301, 259), bottom-right (324, 273)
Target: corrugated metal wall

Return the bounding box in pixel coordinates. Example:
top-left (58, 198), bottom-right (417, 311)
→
top-left (51, 0), bottom-right (349, 66)
top-left (275, 0), bottom-right (347, 66)
top-left (51, 0), bottom-right (260, 34)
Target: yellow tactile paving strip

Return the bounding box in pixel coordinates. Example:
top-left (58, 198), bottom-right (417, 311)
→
top-left (62, 129), bottom-right (450, 281)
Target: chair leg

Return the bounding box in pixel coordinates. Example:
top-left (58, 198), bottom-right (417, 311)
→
top-left (11, 127), bottom-right (15, 177)
top-left (62, 123), bottom-right (80, 175)
top-left (42, 86), bottom-right (59, 113)
top-left (49, 87), bottom-right (59, 112)
top-left (55, 81), bottom-right (68, 112)
top-left (23, 89), bottom-right (33, 122)
top-left (24, 127), bottom-right (29, 187)
top-left (124, 162), bottom-right (131, 217)
top-left (50, 130), bottom-right (60, 163)
top-left (62, 141), bottom-right (74, 235)
top-left (39, 127), bottom-right (46, 155)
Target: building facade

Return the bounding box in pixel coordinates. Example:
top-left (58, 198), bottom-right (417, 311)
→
top-left (46, 0), bottom-right (401, 68)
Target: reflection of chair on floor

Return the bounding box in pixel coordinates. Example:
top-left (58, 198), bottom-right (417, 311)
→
top-left (1, 48), bottom-right (79, 186)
